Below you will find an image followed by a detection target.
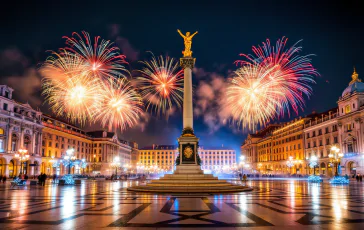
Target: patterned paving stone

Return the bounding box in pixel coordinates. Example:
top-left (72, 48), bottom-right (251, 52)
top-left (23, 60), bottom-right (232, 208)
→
top-left (0, 179), bottom-right (363, 229)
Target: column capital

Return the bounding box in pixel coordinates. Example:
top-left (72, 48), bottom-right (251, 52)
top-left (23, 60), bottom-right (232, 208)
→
top-left (180, 57), bottom-right (195, 69)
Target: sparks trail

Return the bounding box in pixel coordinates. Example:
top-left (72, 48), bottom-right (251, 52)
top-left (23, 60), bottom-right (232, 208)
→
top-left (227, 37), bottom-right (318, 131)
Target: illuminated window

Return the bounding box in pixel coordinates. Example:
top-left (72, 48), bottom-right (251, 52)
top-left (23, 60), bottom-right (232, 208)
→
top-left (347, 123), bottom-right (352, 131)
top-left (0, 128), bottom-right (4, 135)
top-left (345, 105), bottom-right (351, 114)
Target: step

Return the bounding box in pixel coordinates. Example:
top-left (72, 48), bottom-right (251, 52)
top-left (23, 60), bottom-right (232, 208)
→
top-left (174, 170), bottom-right (204, 174)
top-left (146, 183), bottom-right (235, 187)
top-left (175, 165), bottom-right (201, 170)
top-left (127, 186), bottom-right (253, 193)
top-left (162, 175), bottom-right (216, 179)
top-left (151, 179), bottom-right (226, 183)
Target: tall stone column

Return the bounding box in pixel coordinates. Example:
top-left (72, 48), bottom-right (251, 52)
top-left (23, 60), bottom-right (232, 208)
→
top-left (20, 127), bottom-right (25, 149)
top-left (178, 57), bottom-right (199, 166)
top-left (183, 63), bottom-right (194, 130)
top-left (32, 131), bottom-right (37, 155)
top-left (38, 132), bottom-right (43, 156)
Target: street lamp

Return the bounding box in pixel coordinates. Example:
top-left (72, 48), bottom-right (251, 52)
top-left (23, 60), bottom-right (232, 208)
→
top-left (309, 155), bottom-right (318, 175)
top-left (81, 159), bottom-right (86, 174)
top-left (286, 156), bottom-right (294, 174)
top-left (328, 146), bottom-right (344, 176)
top-left (110, 157), bottom-right (120, 177)
top-left (15, 148), bottom-right (29, 175)
top-left (64, 148), bottom-right (76, 174)
top-left (92, 154), bottom-right (97, 174)
top-left (239, 156), bottom-right (245, 175)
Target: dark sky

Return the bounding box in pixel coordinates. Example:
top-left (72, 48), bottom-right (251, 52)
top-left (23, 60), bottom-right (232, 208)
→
top-left (1, 0), bottom-right (363, 154)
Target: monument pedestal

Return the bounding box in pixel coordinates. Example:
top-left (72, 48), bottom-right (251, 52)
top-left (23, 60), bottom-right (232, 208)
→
top-left (128, 131), bottom-right (252, 193)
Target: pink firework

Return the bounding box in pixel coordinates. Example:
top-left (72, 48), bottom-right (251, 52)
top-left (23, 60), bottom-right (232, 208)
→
top-left (227, 37), bottom-right (318, 130)
top-left (63, 31), bottom-right (128, 79)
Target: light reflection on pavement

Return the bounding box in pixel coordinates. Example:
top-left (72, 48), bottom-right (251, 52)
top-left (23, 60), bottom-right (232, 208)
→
top-left (0, 179), bottom-right (363, 229)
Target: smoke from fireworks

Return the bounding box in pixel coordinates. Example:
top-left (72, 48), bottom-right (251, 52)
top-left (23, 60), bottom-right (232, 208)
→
top-left (95, 78), bottom-right (144, 131)
top-left (227, 37), bottom-right (318, 131)
top-left (137, 54), bottom-right (183, 117)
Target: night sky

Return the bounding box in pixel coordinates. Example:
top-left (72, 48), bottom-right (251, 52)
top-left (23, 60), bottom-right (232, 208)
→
top-left (1, 1), bottom-right (363, 154)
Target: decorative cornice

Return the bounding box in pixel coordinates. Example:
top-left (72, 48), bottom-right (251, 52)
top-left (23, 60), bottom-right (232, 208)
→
top-left (180, 57), bottom-right (195, 69)
top-left (181, 127), bottom-right (195, 137)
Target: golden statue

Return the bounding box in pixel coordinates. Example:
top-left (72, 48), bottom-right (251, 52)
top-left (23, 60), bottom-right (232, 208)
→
top-left (177, 29), bottom-right (198, 57)
top-left (349, 67), bottom-right (361, 85)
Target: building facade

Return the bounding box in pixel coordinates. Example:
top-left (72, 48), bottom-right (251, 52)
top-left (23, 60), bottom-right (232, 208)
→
top-left (42, 116), bottom-right (132, 176)
top-left (129, 141), bottom-right (139, 172)
top-left (0, 85), bottom-right (43, 177)
top-left (303, 109), bottom-right (339, 176)
top-left (242, 69), bottom-right (364, 176)
top-left (304, 69), bottom-right (364, 176)
top-left (0, 85), bottom-right (133, 177)
top-left (138, 145), bottom-right (178, 173)
top-left (242, 120), bottom-right (306, 175)
top-left (137, 144), bottom-right (237, 174)
top-left (199, 147), bottom-right (237, 172)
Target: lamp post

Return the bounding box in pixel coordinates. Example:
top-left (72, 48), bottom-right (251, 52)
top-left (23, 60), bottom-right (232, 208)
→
top-left (309, 156), bottom-right (318, 175)
top-left (15, 148), bottom-right (29, 175)
top-left (64, 148), bottom-right (76, 174)
top-left (110, 157), bottom-right (120, 177)
top-left (239, 156), bottom-right (245, 175)
top-left (286, 156), bottom-right (294, 175)
top-left (328, 146), bottom-right (344, 176)
top-left (49, 156), bottom-right (55, 175)
top-left (92, 154), bottom-right (97, 174)
top-left (81, 159), bottom-right (86, 174)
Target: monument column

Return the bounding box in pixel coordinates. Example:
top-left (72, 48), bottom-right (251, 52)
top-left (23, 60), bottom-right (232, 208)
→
top-left (177, 29), bottom-right (199, 167)
top-left (183, 60), bottom-right (194, 130)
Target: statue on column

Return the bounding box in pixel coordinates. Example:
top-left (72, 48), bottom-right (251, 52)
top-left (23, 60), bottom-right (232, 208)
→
top-left (177, 29), bottom-right (198, 57)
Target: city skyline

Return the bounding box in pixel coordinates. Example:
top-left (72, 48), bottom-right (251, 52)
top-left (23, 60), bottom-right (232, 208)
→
top-left (0, 1), bottom-right (363, 152)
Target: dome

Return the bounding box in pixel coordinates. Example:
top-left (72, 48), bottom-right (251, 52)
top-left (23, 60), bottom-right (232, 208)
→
top-left (342, 69), bottom-right (364, 97)
top-left (342, 81), bottom-right (364, 97)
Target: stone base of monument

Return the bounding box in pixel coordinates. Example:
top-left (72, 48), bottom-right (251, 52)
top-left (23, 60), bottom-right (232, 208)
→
top-left (127, 165), bottom-right (252, 193)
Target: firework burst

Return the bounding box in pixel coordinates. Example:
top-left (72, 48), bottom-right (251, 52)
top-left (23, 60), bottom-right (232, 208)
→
top-left (40, 32), bottom-right (136, 127)
top-left (137, 54), bottom-right (184, 117)
top-left (41, 55), bottom-right (102, 124)
top-left (227, 37), bottom-right (318, 130)
top-left (64, 31), bottom-right (129, 80)
top-left (95, 78), bottom-right (144, 131)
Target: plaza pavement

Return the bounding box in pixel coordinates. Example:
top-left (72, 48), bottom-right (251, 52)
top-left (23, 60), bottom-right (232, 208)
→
top-left (0, 178), bottom-right (363, 229)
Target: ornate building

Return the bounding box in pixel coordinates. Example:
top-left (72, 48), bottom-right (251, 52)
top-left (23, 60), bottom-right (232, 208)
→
top-left (242, 69), bottom-right (364, 176)
top-left (42, 116), bottom-right (132, 176)
top-left (138, 145), bottom-right (178, 172)
top-left (0, 85), bottom-right (43, 177)
top-left (304, 69), bottom-right (364, 176)
top-left (303, 108), bottom-right (339, 176)
top-left (137, 144), bottom-right (237, 173)
top-left (242, 120), bottom-right (306, 175)
top-left (0, 85), bottom-right (134, 177)
top-left (199, 146), bottom-right (237, 172)
top-left (129, 141), bottom-right (139, 171)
